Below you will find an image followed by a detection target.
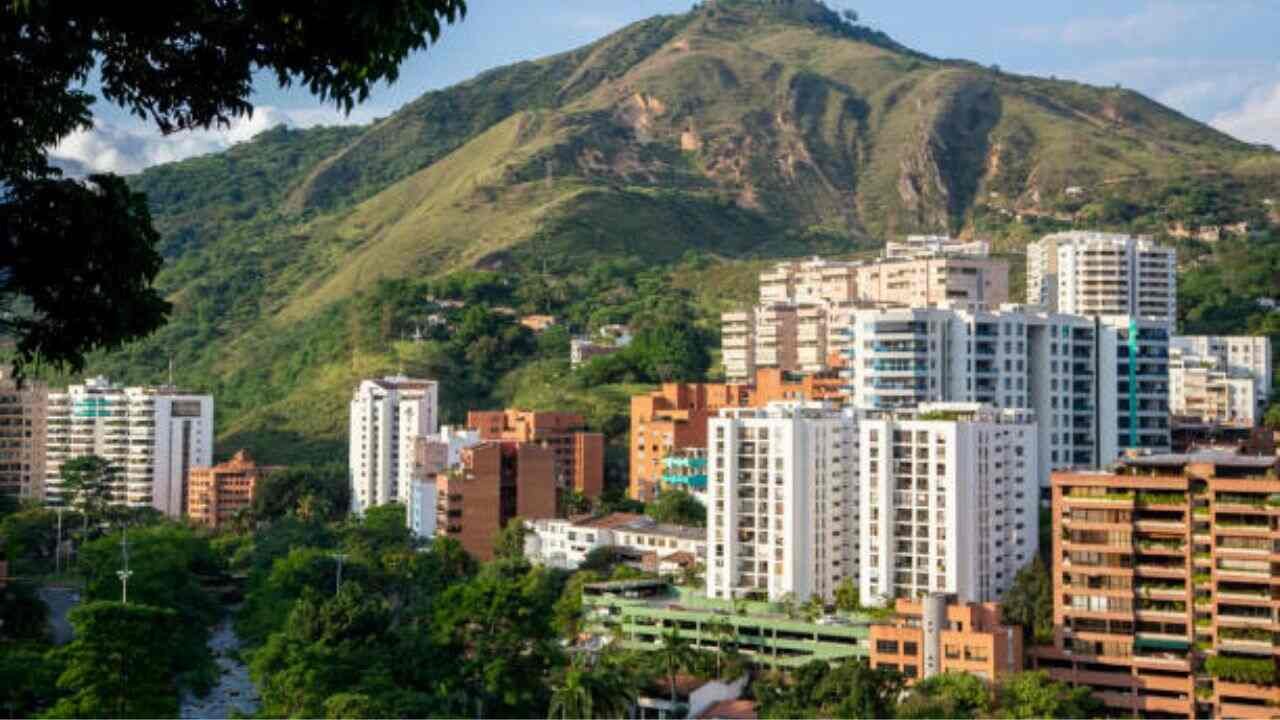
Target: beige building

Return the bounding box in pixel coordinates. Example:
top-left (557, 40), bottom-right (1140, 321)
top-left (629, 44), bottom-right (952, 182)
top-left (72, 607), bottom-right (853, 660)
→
top-left (884, 235), bottom-right (990, 259)
top-left (0, 372), bottom-right (46, 501)
top-left (853, 256), bottom-right (1009, 311)
top-left (722, 255), bottom-right (1010, 381)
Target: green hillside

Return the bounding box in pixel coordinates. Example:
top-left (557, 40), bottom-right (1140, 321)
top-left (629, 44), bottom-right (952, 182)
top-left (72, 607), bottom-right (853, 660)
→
top-left (70, 0), bottom-right (1279, 467)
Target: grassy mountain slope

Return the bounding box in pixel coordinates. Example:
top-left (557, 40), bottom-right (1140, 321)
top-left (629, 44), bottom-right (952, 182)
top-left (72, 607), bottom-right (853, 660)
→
top-left (79, 0), bottom-right (1278, 464)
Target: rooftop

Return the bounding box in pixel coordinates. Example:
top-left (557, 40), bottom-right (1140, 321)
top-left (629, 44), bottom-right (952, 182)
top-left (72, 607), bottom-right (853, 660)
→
top-left (1124, 452), bottom-right (1278, 470)
top-left (698, 699), bottom-right (758, 720)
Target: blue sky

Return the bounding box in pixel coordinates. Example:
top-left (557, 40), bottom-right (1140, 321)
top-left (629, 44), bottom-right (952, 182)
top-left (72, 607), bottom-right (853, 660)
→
top-left (53, 1), bottom-right (1280, 173)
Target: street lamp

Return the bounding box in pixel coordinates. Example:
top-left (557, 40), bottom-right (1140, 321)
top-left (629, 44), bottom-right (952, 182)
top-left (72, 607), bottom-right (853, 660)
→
top-left (117, 528), bottom-right (132, 604)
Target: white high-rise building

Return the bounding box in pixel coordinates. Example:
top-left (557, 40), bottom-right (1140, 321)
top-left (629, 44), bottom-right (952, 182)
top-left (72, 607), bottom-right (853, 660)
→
top-left (858, 403), bottom-right (1037, 606)
top-left (1027, 232), bottom-right (1176, 324)
top-left (705, 403), bottom-right (857, 603)
top-left (841, 305), bottom-right (1170, 487)
top-left (44, 377), bottom-right (213, 517)
top-left (1170, 336), bottom-right (1272, 426)
top-left (348, 376), bottom-right (438, 515)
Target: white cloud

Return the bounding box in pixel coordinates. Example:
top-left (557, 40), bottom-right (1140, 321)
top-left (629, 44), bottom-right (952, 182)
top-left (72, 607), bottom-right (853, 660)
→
top-left (1011, 2), bottom-right (1228, 49)
top-left (48, 105), bottom-right (379, 176)
top-left (1212, 82), bottom-right (1280, 148)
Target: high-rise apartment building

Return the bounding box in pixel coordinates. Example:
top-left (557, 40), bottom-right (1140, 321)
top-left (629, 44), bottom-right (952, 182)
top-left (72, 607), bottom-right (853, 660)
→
top-left (467, 409), bottom-right (604, 498)
top-left (705, 403), bottom-right (857, 603)
top-left (187, 450), bottom-right (280, 529)
top-left (858, 404), bottom-right (1037, 605)
top-left (723, 255), bottom-right (1011, 382)
top-left (44, 377), bottom-right (213, 516)
top-left (1027, 232), bottom-right (1177, 324)
top-left (0, 372), bottom-right (46, 501)
top-left (841, 306), bottom-right (1170, 487)
top-left (1036, 453), bottom-right (1280, 719)
top-left (1170, 335), bottom-right (1272, 427)
top-left (348, 376), bottom-right (438, 515)
top-left (435, 441), bottom-right (556, 561)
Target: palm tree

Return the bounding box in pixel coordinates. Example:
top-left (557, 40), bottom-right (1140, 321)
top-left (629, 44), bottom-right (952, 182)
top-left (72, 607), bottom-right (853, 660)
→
top-left (705, 617), bottom-right (736, 679)
top-left (653, 628), bottom-right (698, 707)
top-left (548, 653), bottom-right (637, 720)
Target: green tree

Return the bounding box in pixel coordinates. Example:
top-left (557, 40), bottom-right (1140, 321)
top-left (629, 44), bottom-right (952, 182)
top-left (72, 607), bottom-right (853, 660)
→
top-left (645, 489), bottom-right (706, 527)
top-left (896, 672), bottom-right (992, 719)
top-left (46, 602), bottom-right (183, 718)
top-left (58, 456), bottom-right (116, 528)
top-left (652, 628), bottom-right (698, 706)
top-left (996, 671), bottom-right (1101, 719)
top-left (1002, 558), bottom-right (1054, 644)
top-left (432, 560), bottom-right (564, 717)
top-left (251, 463), bottom-right (349, 522)
top-left (1, 0), bottom-right (467, 374)
top-left (0, 578), bottom-right (49, 642)
top-left (547, 652), bottom-right (638, 720)
top-left (834, 577), bottom-right (861, 612)
top-left (493, 517), bottom-right (531, 561)
top-left (0, 644), bottom-right (60, 718)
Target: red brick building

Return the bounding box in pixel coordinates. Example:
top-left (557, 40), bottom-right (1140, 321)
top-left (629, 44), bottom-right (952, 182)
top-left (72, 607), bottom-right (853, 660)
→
top-left (467, 410), bottom-right (603, 499)
top-left (436, 441), bottom-right (556, 561)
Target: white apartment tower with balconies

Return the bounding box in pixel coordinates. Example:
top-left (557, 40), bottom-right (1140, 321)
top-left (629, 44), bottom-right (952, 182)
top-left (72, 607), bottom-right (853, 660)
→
top-left (1027, 232), bottom-right (1176, 325)
top-left (705, 402), bottom-right (857, 603)
top-left (858, 403), bottom-right (1037, 606)
top-left (841, 306), bottom-right (1170, 488)
top-left (349, 376), bottom-right (438, 514)
top-left (44, 377), bottom-right (213, 517)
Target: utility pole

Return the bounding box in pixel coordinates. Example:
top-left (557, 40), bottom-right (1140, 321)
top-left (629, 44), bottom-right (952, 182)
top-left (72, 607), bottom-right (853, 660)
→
top-left (117, 528), bottom-right (133, 604)
top-left (332, 552), bottom-right (348, 596)
top-left (54, 506), bottom-right (65, 575)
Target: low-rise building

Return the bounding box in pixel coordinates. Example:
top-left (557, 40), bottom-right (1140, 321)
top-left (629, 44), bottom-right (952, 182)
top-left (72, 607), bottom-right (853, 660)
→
top-left (635, 674), bottom-right (748, 720)
top-left (519, 314), bottom-right (557, 332)
top-left (582, 580), bottom-right (870, 669)
top-left (525, 512), bottom-right (706, 571)
top-left (436, 441), bottom-right (556, 561)
top-left (867, 594), bottom-right (1022, 683)
top-left (1034, 453), bottom-right (1280, 719)
top-left (186, 450), bottom-right (281, 528)
top-left (884, 235), bottom-right (990, 259)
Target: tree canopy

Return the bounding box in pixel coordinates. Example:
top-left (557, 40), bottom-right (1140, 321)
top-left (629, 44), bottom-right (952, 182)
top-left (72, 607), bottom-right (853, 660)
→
top-left (0, 0), bottom-right (466, 373)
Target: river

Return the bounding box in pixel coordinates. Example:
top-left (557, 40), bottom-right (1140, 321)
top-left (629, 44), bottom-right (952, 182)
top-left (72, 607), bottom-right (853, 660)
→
top-left (180, 612), bottom-right (260, 719)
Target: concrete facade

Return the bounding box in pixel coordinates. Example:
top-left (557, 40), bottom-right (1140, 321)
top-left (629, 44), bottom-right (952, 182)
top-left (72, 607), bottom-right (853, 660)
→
top-left (348, 376), bottom-right (438, 514)
top-left (858, 404), bottom-right (1038, 605)
top-left (1027, 232), bottom-right (1177, 324)
top-left (868, 595), bottom-right (1022, 683)
top-left (0, 372), bottom-right (46, 501)
top-left (467, 409), bottom-right (604, 498)
top-left (436, 441), bottom-right (556, 561)
top-left (187, 450), bottom-right (280, 529)
top-left (45, 377), bottom-right (213, 517)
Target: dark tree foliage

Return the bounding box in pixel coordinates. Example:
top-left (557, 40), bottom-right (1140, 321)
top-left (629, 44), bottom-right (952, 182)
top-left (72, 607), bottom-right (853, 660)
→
top-left (47, 602), bottom-right (185, 719)
top-left (251, 464), bottom-right (349, 523)
top-left (1002, 557), bottom-right (1054, 645)
top-left (753, 658), bottom-right (905, 719)
top-left (645, 489), bottom-right (707, 527)
top-left (0, 0), bottom-right (466, 373)
top-left (0, 577), bottom-right (49, 642)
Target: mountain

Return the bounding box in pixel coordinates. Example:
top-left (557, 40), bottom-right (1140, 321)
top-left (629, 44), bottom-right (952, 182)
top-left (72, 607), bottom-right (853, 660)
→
top-left (84, 0), bottom-right (1279, 463)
